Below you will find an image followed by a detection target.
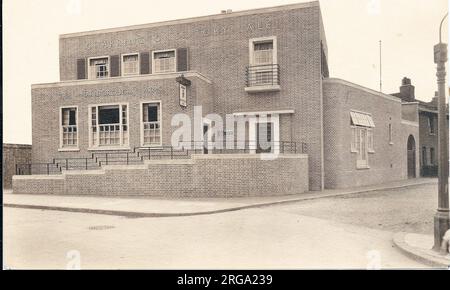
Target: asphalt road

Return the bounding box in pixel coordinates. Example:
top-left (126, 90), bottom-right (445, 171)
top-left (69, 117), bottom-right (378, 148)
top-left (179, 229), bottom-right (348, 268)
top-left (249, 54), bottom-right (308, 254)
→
top-left (4, 183), bottom-right (437, 269)
top-left (274, 182), bottom-right (438, 235)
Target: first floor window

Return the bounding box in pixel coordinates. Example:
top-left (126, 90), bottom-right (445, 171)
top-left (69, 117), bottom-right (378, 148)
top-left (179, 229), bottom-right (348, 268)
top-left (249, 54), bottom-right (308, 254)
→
top-left (153, 50), bottom-right (175, 73)
top-left (89, 57), bottom-right (109, 79)
top-left (61, 107), bottom-right (77, 147)
top-left (142, 102), bottom-right (161, 146)
top-left (122, 53), bottom-right (139, 76)
top-left (90, 104), bottom-right (128, 147)
top-left (428, 116), bottom-right (436, 135)
top-left (253, 40), bottom-right (274, 65)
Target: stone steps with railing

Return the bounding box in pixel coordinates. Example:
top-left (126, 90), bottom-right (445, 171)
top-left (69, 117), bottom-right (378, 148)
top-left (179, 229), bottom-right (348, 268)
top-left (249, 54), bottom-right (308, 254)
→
top-left (15, 141), bottom-right (306, 176)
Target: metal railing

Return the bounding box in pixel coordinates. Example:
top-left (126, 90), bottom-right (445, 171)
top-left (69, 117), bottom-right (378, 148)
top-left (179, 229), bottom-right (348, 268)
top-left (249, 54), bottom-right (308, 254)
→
top-left (15, 141), bottom-right (306, 175)
top-left (16, 162), bottom-right (62, 175)
top-left (245, 64), bottom-right (280, 87)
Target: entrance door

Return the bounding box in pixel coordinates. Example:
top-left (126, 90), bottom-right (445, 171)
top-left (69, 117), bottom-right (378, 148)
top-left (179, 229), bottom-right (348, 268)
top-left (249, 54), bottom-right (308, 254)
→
top-left (407, 135), bottom-right (416, 178)
top-left (256, 122), bottom-right (274, 153)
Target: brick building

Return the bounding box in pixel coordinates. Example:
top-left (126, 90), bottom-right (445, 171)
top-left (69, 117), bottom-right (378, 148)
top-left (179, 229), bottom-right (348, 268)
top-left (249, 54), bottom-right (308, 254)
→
top-left (13, 1), bottom-right (420, 196)
top-left (391, 77), bottom-right (448, 177)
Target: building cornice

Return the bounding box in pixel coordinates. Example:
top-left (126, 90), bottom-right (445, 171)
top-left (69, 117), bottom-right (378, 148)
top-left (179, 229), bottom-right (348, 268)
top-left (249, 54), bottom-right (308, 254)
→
top-left (59, 1), bottom-right (319, 39)
top-left (323, 78), bottom-right (402, 104)
top-left (31, 71), bottom-right (212, 89)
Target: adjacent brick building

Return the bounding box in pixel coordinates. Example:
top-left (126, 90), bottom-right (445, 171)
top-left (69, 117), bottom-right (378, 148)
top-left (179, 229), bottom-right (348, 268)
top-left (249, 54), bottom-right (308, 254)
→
top-left (3, 144), bottom-right (32, 188)
top-left (391, 77), bottom-right (448, 177)
top-left (13, 1), bottom-right (421, 196)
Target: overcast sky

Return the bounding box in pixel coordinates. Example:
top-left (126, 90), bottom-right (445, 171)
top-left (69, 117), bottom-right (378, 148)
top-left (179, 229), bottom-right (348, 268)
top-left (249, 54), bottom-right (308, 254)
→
top-left (3, 0), bottom-right (448, 144)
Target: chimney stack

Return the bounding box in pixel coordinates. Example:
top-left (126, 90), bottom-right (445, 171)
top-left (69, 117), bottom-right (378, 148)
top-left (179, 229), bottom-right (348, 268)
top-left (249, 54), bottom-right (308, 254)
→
top-left (398, 77), bottom-right (415, 102)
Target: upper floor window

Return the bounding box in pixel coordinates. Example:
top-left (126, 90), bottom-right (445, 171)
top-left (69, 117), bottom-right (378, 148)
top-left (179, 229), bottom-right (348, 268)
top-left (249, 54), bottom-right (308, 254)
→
top-left (88, 57), bottom-right (109, 79)
top-left (249, 37), bottom-right (277, 66)
top-left (121, 53), bottom-right (139, 76)
top-left (428, 115), bottom-right (435, 135)
top-left (153, 50), bottom-right (176, 73)
top-left (60, 107), bottom-right (78, 148)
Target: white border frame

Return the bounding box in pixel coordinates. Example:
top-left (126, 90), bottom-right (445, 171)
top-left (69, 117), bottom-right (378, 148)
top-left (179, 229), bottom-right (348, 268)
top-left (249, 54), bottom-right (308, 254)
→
top-left (87, 56), bottom-right (110, 80)
top-left (88, 102), bottom-right (130, 150)
top-left (152, 49), bottom-right (177, 74)
top-left (121, 52), bottom-right (140, 77)
top-left (140, 100), bottom-right (163, 148)
top-left (59, 105), bottom-right (80, 151)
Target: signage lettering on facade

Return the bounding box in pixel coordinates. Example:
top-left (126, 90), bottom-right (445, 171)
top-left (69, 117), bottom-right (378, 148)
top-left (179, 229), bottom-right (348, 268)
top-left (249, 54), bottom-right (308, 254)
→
top-left (179, 84), bottom-right (187, 107)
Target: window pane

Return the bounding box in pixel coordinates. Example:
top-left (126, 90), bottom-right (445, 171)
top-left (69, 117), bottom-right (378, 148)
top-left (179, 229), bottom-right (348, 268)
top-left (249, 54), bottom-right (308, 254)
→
top-left (99, 106), bottom-right (120, 124)
top-left (69, 110), bottom-right (76, 125)
top-left (148, 106), bottom-right (158, 122)
top-left (254, 41), bottom-right (273, 51)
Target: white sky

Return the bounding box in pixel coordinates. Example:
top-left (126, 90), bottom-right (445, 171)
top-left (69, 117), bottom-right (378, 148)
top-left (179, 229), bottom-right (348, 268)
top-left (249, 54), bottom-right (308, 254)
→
top-left (3, 0), bottom-right (449, 144)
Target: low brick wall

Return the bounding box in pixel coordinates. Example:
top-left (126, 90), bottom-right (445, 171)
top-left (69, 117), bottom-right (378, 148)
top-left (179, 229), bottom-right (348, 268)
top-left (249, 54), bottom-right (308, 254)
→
top-left (12, 175), bottom-right (64, 194)
top-left (3, 143), bottom-right (32, 189)
top-left (13, 154), bottom-right (308, 197)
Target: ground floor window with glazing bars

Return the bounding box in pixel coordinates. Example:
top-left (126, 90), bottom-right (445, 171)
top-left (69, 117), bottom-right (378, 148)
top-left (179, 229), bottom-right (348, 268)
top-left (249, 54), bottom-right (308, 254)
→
top-left (141, 101), bottom-right (161, 146)
top-left (89, 103), bottom-right (129, 147)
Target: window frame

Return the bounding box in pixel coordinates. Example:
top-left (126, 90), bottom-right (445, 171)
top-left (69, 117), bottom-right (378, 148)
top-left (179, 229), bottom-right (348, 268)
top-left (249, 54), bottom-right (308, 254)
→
top-left (430, 147), bottom-right (435, 165)
top-left (248, 36), bottom-right (278, 66)
top-left (87, 56), bottom-right (110, 80)
top-left (388, 123), bottom-right (394, 145)
top-left (88, 102), bottom-right (130, 150)
top-left (428, 115), bottom-right (436, 135)
top-left (367, 128), bottom-right (374, 153)
top-left (356, 126), bottom-right (370, 169)
top-left (422, 146), bottom-right (428, 166)
top-left (151, 49), bottom-right (177, 74)
top-left (140, 100), bottom-right (162, 148)
top-left (121, 53), bottom-right (140, 77)
top-left (59, 105), bottom-right (79, 151)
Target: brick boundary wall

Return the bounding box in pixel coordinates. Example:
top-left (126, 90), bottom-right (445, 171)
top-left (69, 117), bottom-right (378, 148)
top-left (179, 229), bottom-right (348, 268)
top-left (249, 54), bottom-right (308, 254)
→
top-left (13, 154), bottom-right (308, 197)
top-left (3, 144), bottom-right (32, 189)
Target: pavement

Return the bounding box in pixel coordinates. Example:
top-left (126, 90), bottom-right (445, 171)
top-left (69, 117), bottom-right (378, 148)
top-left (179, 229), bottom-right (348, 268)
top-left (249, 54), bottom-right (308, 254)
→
top-left (393, 232), bottom-right (450, 268)
top-left (3, 178), bottom-right (443, 269)
top-left (3, 178), bottom-right (436, 218)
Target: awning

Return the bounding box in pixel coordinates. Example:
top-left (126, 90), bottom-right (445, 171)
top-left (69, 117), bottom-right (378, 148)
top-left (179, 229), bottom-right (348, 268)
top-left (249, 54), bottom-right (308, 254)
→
top-left (350, 111), bottom-right (375, 127)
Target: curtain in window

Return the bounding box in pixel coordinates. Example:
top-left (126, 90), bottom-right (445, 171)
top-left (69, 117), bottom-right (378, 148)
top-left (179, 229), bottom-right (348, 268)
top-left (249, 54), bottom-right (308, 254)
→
top-left (154, 51), bottom-right (175, 59)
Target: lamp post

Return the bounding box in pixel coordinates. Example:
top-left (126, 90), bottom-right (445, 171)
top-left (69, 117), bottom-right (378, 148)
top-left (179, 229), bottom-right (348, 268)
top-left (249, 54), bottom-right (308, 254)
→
top-left (433, 12), bottom-right (450, 252)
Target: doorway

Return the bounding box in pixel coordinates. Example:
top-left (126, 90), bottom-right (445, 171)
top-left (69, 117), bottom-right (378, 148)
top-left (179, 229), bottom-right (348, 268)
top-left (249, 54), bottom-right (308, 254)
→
top-left (407, 135), bottom-right (416, 178)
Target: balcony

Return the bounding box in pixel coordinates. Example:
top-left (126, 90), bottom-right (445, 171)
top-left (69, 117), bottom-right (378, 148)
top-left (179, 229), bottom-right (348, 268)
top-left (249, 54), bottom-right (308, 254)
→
top-left (245, 64), bottom-right (280, 93)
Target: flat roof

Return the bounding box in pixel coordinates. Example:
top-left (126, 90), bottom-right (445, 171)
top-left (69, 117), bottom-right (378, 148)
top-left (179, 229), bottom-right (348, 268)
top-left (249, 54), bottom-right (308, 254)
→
top-left (60, 1), bottom-right (319, 39)
top-left (323, 78), bottom-right (402, 103)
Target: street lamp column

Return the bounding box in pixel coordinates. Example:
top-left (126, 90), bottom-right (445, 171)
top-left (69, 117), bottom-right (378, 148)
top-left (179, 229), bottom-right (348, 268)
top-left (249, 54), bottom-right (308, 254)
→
top-left (433, 13), bottom-right (450, 252)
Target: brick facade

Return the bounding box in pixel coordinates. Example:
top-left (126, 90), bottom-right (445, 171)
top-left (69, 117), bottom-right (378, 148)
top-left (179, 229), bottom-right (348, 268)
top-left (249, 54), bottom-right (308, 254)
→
top-left (323, 79), bottom-right (419, 188)
top-left (15, 1), bottom-right (420, 196)
top-left (391, 77), bottom-right (448, 177)
top-left (30, 1), bottom-right (326, 191)
top-left (14, 154), bottom-right (308, 197)
top-left (3, 144), bottom-right (32, 189)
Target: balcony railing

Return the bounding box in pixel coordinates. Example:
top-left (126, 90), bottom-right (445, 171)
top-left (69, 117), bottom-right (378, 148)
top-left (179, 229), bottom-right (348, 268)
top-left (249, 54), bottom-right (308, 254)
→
top-left (245, 64), bottom-right (280, 92)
